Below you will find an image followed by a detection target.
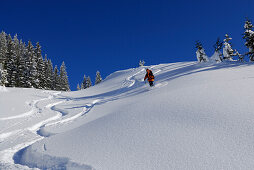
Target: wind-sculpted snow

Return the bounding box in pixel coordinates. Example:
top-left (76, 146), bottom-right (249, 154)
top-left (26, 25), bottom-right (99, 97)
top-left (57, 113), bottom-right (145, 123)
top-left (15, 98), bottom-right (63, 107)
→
top-left (2, 61), bottom-right (254, 169)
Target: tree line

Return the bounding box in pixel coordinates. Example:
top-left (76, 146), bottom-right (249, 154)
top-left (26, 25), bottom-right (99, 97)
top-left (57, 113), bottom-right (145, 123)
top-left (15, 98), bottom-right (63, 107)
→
top-left (76, 71), bottom-right (102, 90)
top-left (196, 18), bottom-right (254, 63)
top-left (0, 32), bottom-right (70, 91)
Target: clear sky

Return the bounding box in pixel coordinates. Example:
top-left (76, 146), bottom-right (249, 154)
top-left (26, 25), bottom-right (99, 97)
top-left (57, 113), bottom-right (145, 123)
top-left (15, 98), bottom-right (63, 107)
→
top-left (1, 0), bottom-right (253, 90)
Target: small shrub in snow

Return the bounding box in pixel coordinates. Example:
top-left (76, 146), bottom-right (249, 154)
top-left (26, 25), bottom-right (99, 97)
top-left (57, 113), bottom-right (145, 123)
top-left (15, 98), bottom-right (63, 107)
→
top-left (139, 60), bottom-right (145, 67)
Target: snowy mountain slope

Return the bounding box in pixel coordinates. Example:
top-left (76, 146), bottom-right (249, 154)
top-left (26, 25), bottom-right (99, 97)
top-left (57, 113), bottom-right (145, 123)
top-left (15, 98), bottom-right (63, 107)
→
top-left (1, 61), bottom-right (254, 169)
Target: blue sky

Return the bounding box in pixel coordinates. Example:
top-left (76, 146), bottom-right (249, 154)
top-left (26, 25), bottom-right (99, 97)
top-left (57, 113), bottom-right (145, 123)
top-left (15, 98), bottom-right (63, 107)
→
top-left (0, 0), bottom-right (253, 90)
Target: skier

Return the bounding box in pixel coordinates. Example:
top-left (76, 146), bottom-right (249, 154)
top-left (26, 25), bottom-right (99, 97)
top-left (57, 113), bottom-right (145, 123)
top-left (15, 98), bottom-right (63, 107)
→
top-left (144, 68), bottom-right (155, 87)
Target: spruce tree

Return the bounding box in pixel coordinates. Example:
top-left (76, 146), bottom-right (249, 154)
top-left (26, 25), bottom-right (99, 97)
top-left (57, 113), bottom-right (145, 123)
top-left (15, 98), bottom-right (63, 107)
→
top-left (0, 69), bottom-right (8, 86)
top-left (81, 74), bottom-right (86, 89)
top-left (6, 34), bottom-right (17, 87)
top-left (0, 31), bottom-right (7, 69)
top-left (18, 40), bottom-right (27, 87)
top-left (53, 65), bottom-right (60, 90)
top-left (46, 59), bottom-right (53, 89)
top-left (195, 41), bottom-right (208, 62)
top-left (95, 71), bottom-right (102, 85)
top-left (13, 34), bottom-right (21, 87)
top-left (210, 38), bottom-right (223, 62)
top-left (27, 40), bottom-right (38, 88)
top-left (223, 34), bottom-right (236, 61)
top-left (23, 41), bottom-right (32, 88)
top-left (35, 42), bottom-right (45, 88)
top-left (77, 83), bottom-right (81, 90)
top-left (43, 54), bottom-right (48, 89)
top-left (243, 18), bottom-right (254, 61)
top-left (59, 61), bottom-right (70, 91)
top-left (86, 76), bottom-right (92, 88)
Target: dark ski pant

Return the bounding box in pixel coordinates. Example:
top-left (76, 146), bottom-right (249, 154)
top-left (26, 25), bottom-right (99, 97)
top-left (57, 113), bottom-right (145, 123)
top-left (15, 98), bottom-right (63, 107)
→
top-left (149, 81), bottom-right (154, 87)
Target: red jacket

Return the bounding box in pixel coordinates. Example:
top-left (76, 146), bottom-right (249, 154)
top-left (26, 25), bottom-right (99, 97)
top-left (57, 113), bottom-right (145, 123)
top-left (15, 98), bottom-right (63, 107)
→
top-left (144, 69), bottom-right (154, 82)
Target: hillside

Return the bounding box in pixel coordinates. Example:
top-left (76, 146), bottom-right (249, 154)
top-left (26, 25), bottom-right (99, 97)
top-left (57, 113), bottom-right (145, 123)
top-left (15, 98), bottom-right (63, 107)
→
top-left (1, 61), bottom-right (254, 169)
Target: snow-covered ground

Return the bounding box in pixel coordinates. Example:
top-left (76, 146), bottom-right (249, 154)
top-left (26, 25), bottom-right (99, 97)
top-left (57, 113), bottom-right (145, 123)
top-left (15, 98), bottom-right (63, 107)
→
top-left (1, 61), bottom-right (254, 169)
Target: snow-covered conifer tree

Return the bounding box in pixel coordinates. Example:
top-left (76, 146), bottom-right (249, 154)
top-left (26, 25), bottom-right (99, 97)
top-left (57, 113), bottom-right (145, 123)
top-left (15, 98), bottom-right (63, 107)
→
top-left (77, 83), bottom-right (81, 90)
top-left (86, 76), bottom-right (92, 88)
top-left (81, 74), bottom-right (86, 89)
top-left (243, 18), bottom-right (254, 61)
top-left (43, 54), bottom-right (49, 89)
top-left (223, 34), bottom-right (236, 61)
top-left (13, 34), bottom-right (21, 87)
top-left (53, 65), bottom-right (60, 90)
top-left (0, 69), bottom-right (8, 86)
top-left (139, 60), bottom-right (145, 67)
top-left (29, 56), bottom-right (39, 88)
top-left (23, 41), bottom-right (32, 88)
top-left (27, 40), bottom-right (38, 88)
top-left (59, 61), bottom-right (70, 91)
top-left (210, 38), bottom-right (223, 63)
top-left (35, 42), bottom-right (45, 89)
top-left (6, 34), bottom-right (17, 87)
top-left (17, 40), bottom-right (27, 87)
top-left (46, 59), bottom-right (53, 89)
top-left (0, 31), bottom-right (7, 69)
top-left (95, 71), bottom-right (102, 85)
top-left (195, 41), bottom-right (208, 62)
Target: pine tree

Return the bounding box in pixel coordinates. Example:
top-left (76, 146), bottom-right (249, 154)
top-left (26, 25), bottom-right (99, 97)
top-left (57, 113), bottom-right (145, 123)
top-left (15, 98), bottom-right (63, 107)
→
top-left (81, 74), bottom-right (86, 89)
top-left (77, 83), bottom-right (81, 90)
top-left (27, 40), bottom-right (38, 88)
top-left (0, 31), bottom-right (7, 69)
top-left (243, 18), bottom-right (254, 61)
top-left (18, 40), bottom-right (27, 87)
top-left (86, 76), bottom-right (92, 88)
top-left (6, 34), bottom-right (17, 87)
top-left (210, 38), bottom-right (223, 62)
top-left (23, 41), bottom-right (32, 88)
top-left (195, 41), bottom-right (208, 62)
top-left (223, 34), bottom-right (236, 61)
top-left (0, 69), bottom-right (8, 86)
top-left (53, 65), bottom-right (60, 90)
top-left (59, 61), bottom-right (70, 91)
top-left (43, 54), bottom-right (48, 89)
top-left (35, 42), bottom-right (45, 88)
top-left (30, 56), bottom-right (39, 88)
top-left (46, 59), bottom-right (53, 89)
top-left (95, 71), bottom-right (102, 85)
top-left (13, 34), bottom-right (21, 87)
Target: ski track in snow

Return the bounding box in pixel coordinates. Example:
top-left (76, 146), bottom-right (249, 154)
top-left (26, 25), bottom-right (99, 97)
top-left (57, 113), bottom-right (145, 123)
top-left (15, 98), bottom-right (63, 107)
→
top-left (44, 99), bottom-right (100, 128)
top-left (125, 68), bottom-right (145, 88)
top-left (0, 96), bottom-right (52, 121)
top-left (0, 91), bottom-right (68, 169)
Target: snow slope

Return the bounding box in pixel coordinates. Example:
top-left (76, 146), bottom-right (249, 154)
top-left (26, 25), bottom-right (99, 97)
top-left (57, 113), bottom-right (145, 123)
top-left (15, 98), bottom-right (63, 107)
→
top-left (1, 61), bottom-right (254, 169)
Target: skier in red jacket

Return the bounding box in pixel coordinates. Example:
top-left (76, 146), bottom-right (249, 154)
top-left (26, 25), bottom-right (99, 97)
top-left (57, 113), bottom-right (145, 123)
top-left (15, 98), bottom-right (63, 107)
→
top-left (144, 69), bottom-right (155, 87)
